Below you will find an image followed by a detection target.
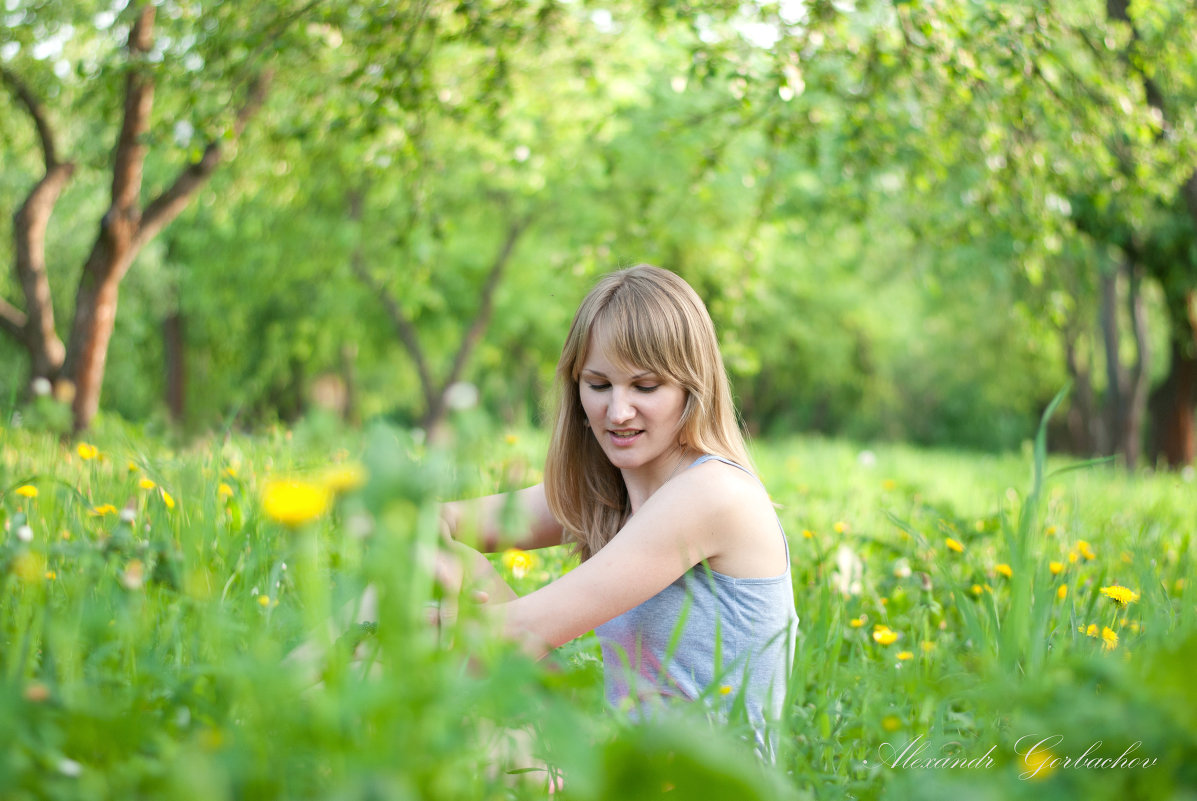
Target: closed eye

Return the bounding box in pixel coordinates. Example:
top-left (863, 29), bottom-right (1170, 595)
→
top-left (586, 383), bottom-right (611, 391)
top-left (635, 385), bottom-right (660, 393)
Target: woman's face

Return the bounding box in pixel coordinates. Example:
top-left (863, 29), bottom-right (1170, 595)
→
top-left (578, 332), bottom-right (689, 479)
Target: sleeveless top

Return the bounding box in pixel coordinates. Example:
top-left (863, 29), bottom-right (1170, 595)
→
top-left (593, 455), bottom-right (798, 754)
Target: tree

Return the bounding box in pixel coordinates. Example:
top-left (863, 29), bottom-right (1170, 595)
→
top-left (0, 1), bottom-right (308, 431)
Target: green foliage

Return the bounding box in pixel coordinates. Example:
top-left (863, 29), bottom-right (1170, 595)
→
top-left (3, 0), bottom-right (1197, 449)
top-left (2, 414), bottom-right (1196, 799)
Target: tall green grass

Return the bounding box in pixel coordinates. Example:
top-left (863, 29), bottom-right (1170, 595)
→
top-left (2, 409), bottom-right (1194, 800)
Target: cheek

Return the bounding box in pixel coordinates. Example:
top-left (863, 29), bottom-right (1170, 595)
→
top-left (662, 390), bottom-right (689, 424)
top-left (578, 389), bottom-right (601, 420)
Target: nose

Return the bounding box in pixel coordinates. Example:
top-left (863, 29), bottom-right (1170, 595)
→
top-left (607, 387), bottom-right (635, 425)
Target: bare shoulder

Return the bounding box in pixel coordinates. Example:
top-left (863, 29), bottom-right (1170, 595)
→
top-left (670, 457), bottom-right (772, 511)
top-left (663, 457), bottom-right (785, 577)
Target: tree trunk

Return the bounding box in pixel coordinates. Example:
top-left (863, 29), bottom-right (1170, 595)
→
top-left (4, 2), bottom-right (272, 432)
top-left (14, 164), bottom-right (73, 380)
top-left (1063, 331), bottom-right (1098, 455)
top-left (1120, 262), bottom-right (1150, 469)
top-left (1150, 333), bottom-right (1196, 468)
top-left (0, 67), bottom-right (74, 383)
top-left (62, 225), bottom-right (139, 430)
top-left (1098, 265), bottom-right (1123, 456)
top-left (349, 183), bottom-right (531, 436)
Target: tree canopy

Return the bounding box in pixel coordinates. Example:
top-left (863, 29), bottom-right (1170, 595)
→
top-left (2, 0), bottom-right (1195, 463)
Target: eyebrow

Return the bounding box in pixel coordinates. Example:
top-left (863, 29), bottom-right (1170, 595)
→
top-left (581, 369), bottom-right (658, 380)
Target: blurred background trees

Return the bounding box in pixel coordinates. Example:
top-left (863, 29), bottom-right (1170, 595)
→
top-left (2, 0), bottom-right (1195, 467)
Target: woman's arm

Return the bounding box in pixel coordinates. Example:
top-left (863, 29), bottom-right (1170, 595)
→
top-left (440, 482), bottom-right (564, 553)
top-left (490, 465), bottom-right (743, 659)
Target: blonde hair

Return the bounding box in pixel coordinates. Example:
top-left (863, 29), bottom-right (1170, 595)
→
top-left (544, 264), bottom-right (753, 561)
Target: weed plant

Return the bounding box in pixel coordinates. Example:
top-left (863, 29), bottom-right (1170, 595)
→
top-left (1, 404), bottom-right (1194, 800)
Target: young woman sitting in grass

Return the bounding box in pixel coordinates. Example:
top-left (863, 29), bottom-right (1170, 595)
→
top-left (439, 264), bottom-right (798, 752)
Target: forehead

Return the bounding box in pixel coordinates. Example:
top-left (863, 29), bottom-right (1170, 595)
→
top-left (580, 324), bottom-right (654, 377)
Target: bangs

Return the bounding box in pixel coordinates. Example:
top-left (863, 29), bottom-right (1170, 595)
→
top-left (576, 286), bottom-right (694, 387)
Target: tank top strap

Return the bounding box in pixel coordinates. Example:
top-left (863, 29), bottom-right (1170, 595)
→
top-left (685, 454), bottom-right (790, 563)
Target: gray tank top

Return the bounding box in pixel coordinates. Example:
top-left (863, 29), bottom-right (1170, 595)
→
top-left (593, 454), bottom-right (798, 753)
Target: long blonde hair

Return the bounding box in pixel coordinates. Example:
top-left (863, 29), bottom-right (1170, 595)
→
top-left (544, 264), bottom-right (753, 561)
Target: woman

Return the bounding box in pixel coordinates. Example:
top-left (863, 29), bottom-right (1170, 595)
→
top-left (441, 264), bottom-right (797, 750)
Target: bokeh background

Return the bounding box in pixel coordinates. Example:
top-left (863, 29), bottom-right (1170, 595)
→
top-left (3, 0), bottom-right (1195, 467)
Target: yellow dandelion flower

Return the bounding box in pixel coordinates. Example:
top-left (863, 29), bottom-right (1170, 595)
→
top-left (60, 531), bottom-right (71, 540)
top-left (501, 548), bottom-right (537, 580)
top-left (1045, 525), bottom-right (1057, 536)
top-left (882, 714), bottom-right (902, 731)
top-left (833, 521), bottom-right (848, 534)
top-left (45, 570), bottom-right (57, 580)
top-left (896, 651), bottom-right (913, 660)
top-left (1068, 550), bottom-right (1078, 563)
top-left (718, 685), bottom-right (733, 696)
top-left (945, 537), bottom-right (964, 553)
top-left (127, 461), bottom-right (139, 473)
top-left (76, 442), bottom-right (99, 460)
top-left (849, 616), bottom-right (866, 628)
top-left (1057, 585), bottom-right (1067, 600)
top-left (1049, 561), bottom-right (1064, 575)
top-left (802, 529), bottom-right (814, 539)
top-left (505, 434), bottom-right (519, 445)
top-left (1081, 623), bottom-right (1099, 638)
top-left (1099, 585), bottom-right (1140, 606)
top-left (872, 626), bottom-right (899, 646)
top-left (1101, 627), bottom-right (1118, 650)
top-left (920, 641), bottom-right (935, 652)
top-left (262, 479), bottom-right (332, 526)
top-left (15, 485), bottom-right (38, 498)
top-left (319, 462), bottom-right (367, 493)
top-left (995, 563), bottom-right (1013, 578)
top-left (258, 595), bottom-right (271, 607)
top-left (218, 483), bottom-right (234, 499)
top-left (1077, 540), bottom-right (1096, 560)
top-left (223, 466), bottom-right (238, 479)
top-left (1022, 746), bottom-right (1058, 780)
top-left (970, 584), bottom-right (983, 596)
top-left (90, 504), bottom-right (118, 516)
top-left (160, 489), bottom-right (176, 509)
top-left (139, 478), bottom-right (157, 491)
top-left (881, 479), bottom-right (897, 491)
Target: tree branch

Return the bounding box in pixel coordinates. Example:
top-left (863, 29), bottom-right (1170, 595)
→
top-left (350, 251), bottom-right (438, 413)
top-left (0, 297), bottom-right (28, 343)
top-left (0, 66), bottom-right (63, 168)
top-left (441, 214), bottom-right (531, 392)
top-left (110, 3), bottom-right (156, 217)
top-left (1, 66), bottom-right (74, 372)
top-left (136, 70), bottom-right (273, 248)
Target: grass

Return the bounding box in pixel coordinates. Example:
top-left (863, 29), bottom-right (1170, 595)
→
top-left (2, 409), bottom-right (1195, 800)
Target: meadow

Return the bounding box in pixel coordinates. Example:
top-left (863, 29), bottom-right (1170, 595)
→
top-left (2, 407), bottom-right (1194, 800)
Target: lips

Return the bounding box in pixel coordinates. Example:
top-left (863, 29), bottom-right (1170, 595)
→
top-left (608, 429), bottom-right (644, 446)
